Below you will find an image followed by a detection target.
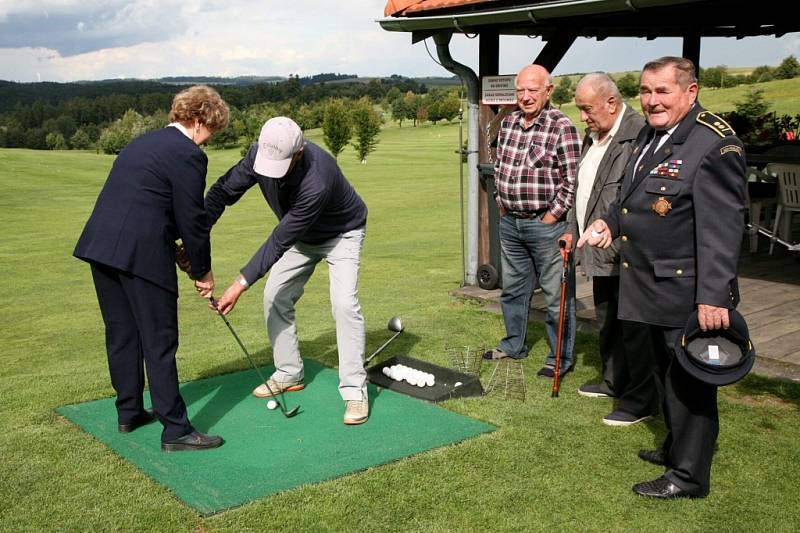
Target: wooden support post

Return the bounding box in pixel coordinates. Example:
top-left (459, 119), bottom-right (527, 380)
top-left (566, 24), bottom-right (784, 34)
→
top-left (478, 30), bottom-right (499, 268)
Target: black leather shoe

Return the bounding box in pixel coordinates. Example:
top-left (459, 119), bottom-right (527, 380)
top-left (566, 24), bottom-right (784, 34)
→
top-left (161, 431), bottom-right (223, 452)
top-left (632, 476), bottom-right (704, 499)
top-left (118, 409), bottom-right (156, 433)
top-left (537, 366), bottom-right (554, 378)
top-left (638, 448), bottom-right (667, 466)
top-left (537, 365), bottom-right (573, 378)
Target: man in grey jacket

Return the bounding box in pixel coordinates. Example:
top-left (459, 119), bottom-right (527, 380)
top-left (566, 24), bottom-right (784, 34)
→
top-left (563, 73), bottom-right (658, 426)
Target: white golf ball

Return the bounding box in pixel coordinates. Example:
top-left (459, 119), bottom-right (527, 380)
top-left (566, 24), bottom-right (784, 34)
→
top-left (454, 381), bottom-right (463, 388)
top-left (425, 375), bottom-right (435, 387)
top-left (407, 375), bottom-right (418, 386)
top-left (267, 400), bottom-right (278, 410)
top-left (382, 367), bottom-right (391, 376)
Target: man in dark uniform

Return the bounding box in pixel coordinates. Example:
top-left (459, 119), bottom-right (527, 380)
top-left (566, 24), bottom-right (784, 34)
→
top-left (578, 57), bottom-right (746, 498)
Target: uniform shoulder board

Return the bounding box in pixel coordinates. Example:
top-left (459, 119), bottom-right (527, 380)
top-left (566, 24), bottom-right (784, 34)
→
top-left (696, 111), bottom-right (735, 137)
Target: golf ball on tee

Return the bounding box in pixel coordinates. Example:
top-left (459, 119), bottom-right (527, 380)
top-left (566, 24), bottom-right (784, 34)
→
top-left (267, 400), bottom-right (278, 410)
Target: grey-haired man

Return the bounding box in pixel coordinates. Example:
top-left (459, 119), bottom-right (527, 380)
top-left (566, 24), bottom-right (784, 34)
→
top-left (205, 117), bottom-right (369, 425)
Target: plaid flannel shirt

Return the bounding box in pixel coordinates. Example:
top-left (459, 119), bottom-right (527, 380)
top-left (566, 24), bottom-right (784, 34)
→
top-left (494, 107), bottom-right (581, 220)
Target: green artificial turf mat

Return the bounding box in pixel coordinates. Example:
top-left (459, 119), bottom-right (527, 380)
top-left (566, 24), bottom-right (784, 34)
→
top-left (57, 359), bottom-right (494, 515)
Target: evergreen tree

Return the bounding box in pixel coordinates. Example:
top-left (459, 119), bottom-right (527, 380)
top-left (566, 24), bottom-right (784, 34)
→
top-left (775, 55), bottom-right (800, 79)
top-left (551, 76), bottom-right (574, 107)
top-left (616, 73), bottom-right (640, 99)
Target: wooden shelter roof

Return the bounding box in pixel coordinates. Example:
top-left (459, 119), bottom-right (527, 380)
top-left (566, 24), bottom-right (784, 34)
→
top-left (380, 0), bottom-right (798, 42)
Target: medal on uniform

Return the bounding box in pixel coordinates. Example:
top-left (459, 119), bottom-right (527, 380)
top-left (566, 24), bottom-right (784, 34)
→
top-left (651, 196), bottom-right (672, 216)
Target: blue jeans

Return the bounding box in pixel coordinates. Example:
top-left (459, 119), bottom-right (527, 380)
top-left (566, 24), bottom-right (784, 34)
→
top-left (498, 215), bottom-right (576, 370)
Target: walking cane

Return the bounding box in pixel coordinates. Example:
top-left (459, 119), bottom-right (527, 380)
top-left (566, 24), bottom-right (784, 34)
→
top-left (552, 239), bottom-right (571, 398)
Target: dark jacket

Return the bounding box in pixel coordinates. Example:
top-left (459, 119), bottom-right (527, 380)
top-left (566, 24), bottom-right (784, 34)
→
top-left (205, 140), bottom-right (368, 284)
top-left (603, 104), bottom-right (746, 327)
top-left (74, 127), bottom-right (212, 293)
top-left (568, 105), bottom-right (645, 277)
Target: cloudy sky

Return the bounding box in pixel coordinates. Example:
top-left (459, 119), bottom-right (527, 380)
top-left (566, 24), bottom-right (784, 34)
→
top-left (1, 0), bottom-right (798, 82)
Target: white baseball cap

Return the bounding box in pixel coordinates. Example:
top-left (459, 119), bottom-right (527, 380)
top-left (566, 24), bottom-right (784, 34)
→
top-left (253, 117), bottom-right (304, 177)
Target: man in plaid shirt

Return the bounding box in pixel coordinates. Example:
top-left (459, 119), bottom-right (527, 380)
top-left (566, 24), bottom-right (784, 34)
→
top-left (483, 64), bottom-right (581, 379)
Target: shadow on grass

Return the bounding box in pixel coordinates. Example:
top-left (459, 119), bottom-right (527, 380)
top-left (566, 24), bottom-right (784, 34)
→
top-left (729, 373), bottom-right (800, 407)
top-left (181, 325), bottom-right (420, 430)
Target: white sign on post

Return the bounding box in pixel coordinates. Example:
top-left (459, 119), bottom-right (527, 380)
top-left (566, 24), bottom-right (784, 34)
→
top-left (481, 75), bottom-right (517, 105)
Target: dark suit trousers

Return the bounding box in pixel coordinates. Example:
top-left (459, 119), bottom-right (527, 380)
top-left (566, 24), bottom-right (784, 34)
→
top-left (90, 263), bottom-right (193, 442)
top-left (593, 276), bottom-right (625, 394)
top-left (649, 325), bottom-right (718, 496)
top-left (616, 320), bottom-right (660, 417)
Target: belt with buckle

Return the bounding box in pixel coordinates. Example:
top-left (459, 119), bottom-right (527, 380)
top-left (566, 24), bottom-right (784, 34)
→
top-left (508, 208), bottom-right (547, 219)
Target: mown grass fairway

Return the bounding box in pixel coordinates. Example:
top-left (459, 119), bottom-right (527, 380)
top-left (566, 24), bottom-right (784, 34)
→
top-left (1, 117), bottom-right (799, 531)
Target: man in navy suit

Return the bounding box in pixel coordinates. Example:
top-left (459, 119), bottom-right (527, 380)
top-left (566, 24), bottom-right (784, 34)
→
top-left (579, 57), bottom-right (746, 498)
top-left (75, 86), bottom-right (229, 451)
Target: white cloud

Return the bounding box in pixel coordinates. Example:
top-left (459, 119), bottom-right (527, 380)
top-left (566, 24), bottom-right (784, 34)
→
top-left (0, 0), bottom-right (797, 82)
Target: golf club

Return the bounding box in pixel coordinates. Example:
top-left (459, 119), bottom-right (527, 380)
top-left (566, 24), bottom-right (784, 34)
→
top-left (552, 240), bottom-right (570, 398)
top-left (364, 316), bottom-right (405, 366)
top-left (210, 298), bottom-right (300, 418)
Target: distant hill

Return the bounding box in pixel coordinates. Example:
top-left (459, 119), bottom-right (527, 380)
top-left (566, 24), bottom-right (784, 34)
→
top-left (0, 74), bottom-right (459, 113)
top-left (157, 75), bottom-right (285, 86)
top-left (322, 75), bottom-right (461, 87)
top-left (0, 79), bottom-right (184, 112)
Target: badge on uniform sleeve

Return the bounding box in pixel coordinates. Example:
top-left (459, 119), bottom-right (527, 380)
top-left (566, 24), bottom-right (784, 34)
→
top-left (651, 196), bottom-right (673, 217)
top-left (720, 145), bottom-right (743, 157)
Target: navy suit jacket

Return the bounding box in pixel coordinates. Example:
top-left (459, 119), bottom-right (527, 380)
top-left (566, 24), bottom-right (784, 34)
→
top-left (603, 104), bottom-right (746, 327)
top-left (74, 127), bottom-right (212, 293)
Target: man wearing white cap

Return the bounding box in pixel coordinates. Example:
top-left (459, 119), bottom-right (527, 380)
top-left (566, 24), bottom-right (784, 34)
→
top-left (204, 117), bottom-right (370, 425)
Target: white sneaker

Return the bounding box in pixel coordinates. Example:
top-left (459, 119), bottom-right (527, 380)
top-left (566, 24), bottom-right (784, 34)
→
top-left (252, 378), bottom-right (304, 398)
top-left (343, 400), bottom-right (369, 425)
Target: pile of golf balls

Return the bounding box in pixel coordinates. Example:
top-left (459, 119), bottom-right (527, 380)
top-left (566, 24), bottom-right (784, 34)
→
top-left (382, 364), bottom-right (435, 387)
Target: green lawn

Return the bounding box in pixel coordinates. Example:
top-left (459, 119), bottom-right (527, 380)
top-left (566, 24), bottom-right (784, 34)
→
top-left (1, 123), bottom-right (799, 531)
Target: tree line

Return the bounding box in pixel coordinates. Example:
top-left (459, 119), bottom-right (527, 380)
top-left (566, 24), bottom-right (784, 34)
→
top-left (0, 74), bottom-right (463, 163)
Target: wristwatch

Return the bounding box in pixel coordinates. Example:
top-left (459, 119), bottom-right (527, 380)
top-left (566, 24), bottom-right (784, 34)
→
top-left (237, 275), bottom-right (249, 289)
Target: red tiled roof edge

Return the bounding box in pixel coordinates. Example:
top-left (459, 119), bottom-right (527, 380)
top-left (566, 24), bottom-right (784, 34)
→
top-left (384, 0), bottom-right (423, 16)
top-left (385, 0), bottom-right (495, 17)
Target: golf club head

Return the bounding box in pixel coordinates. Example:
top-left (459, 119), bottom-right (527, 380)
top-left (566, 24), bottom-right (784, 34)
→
top-left (283, 404), bottom-right (301, 418)
top-left (387, 316), bottom-right (404, 333)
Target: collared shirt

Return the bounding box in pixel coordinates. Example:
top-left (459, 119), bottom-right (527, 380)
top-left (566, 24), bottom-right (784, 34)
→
top-left (494, 107), bottom-right (581, 220)
top-left (575, 103), bottom-right (627, 234)
top-left (205, 141), bottom-right (368, 284)
top-left (168, 122), bottom-right (192, 139)
top-left (633, 122), bottom-right (680, 174)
